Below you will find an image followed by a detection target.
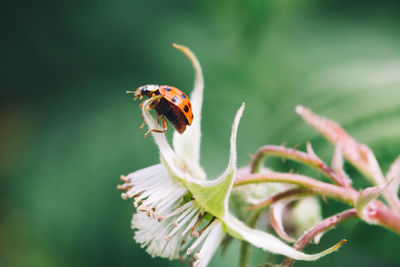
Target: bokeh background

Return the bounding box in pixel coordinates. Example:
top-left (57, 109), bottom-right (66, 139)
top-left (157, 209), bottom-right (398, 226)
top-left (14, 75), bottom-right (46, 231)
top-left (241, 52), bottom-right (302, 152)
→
top-left (1, 0), bottom-right (400, 266)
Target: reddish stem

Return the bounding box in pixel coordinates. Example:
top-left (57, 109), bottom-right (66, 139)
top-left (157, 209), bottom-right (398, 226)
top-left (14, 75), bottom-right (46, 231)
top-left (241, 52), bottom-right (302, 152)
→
top-left (246, 187), bottom-right (311, 210)
top-left (282, 208), bottom-right (358, 267)
top-left (235, 172), bottom-right (358, 205)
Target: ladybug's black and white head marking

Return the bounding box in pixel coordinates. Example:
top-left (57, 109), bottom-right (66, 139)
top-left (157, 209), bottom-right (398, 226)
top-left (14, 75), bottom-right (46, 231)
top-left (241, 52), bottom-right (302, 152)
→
top-left (139, 84), bottom-right (159, 93)
top-left (144, 84), bottom-right (160, 93)
top-left (135, 84), bottom-right (160, 98)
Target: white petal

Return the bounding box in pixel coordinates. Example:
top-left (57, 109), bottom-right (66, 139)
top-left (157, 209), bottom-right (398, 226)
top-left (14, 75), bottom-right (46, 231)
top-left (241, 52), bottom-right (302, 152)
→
top-left (172, 44), bottom-right (206, 180)
top-left (223, 212), bottom-right (346, 261)
top-left (185, 103), bottom-right (245, 218)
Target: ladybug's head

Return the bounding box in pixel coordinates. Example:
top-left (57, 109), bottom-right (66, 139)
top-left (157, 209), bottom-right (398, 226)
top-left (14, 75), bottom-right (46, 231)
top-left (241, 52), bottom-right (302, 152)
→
top-left (134, 84), bottom-right (160, 99)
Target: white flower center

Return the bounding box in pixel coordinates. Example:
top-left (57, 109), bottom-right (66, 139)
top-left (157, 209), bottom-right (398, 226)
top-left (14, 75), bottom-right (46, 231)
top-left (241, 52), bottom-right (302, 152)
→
top-left (119, 164), bottom-right (224, 266)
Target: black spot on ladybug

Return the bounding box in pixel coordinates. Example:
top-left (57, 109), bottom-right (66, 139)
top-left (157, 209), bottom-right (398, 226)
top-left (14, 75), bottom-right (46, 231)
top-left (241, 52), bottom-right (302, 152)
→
top-left (181, 93), bottom-right (187, 99)
top-left (184, 105), bottom-right (189, 113)
top-left (172, 96), bottom-right (179, 103)
top-left (164, 87), bottom-right (171, 91)
top-left (188, 102), bottom-right (191, 107)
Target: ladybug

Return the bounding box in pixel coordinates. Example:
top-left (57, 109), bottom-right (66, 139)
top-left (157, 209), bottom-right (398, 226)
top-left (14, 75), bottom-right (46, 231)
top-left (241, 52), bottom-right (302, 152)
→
top-left (128, 84), bottom-right (193, 136)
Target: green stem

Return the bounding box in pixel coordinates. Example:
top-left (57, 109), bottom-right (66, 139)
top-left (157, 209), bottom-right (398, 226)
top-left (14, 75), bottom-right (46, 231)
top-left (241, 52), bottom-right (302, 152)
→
top-left (239, 209), bottom-right (264, 267)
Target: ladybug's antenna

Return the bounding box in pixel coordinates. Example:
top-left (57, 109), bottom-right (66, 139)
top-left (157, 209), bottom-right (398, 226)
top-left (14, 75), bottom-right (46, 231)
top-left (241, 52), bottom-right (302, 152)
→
top-left (126, 90), bottom-right (140, 101)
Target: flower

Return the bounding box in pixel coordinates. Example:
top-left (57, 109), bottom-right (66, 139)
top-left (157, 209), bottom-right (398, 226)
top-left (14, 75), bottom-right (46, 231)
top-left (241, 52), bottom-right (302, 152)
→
top-left (119, 44), bottom-right (344, 267)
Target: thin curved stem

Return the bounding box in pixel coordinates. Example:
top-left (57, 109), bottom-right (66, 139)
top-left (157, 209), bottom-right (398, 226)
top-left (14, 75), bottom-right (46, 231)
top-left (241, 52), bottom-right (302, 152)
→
top-left (246, 187), bottom-right (311, 210)
top-left (282, 209), bottom-right (357, 267)
top-left (251, 145), bottom-right (347, 186)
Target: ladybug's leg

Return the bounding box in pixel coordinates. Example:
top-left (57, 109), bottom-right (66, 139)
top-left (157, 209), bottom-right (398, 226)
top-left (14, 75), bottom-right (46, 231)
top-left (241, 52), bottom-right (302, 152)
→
top-left (143, 115), bottom-right (167, 138)
top-left (139, 107), bottom-right (149, 129)
top-left (148, 94), bottom-right (159, 110)
top-left (160, 115), bottom-right (168, 131)
top-left (139, 99), bottom-right (156, 110)
top-left (156, 111), bottom-right (160, 124)
top-left (143, 111), bottom-right (160, 132)
top-left (144, 128), bottom-right (167, 138)
top-left (148, 99), bottom-right (159, 110)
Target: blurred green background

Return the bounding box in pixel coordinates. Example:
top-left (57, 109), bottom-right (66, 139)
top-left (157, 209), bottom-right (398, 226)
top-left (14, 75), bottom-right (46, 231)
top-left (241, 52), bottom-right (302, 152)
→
top-left (1, 0), bottom-right (400, 266)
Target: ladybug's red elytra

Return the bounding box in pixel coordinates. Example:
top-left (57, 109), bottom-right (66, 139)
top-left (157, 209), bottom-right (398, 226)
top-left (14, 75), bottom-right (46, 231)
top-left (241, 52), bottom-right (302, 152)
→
top-left (129, 85), bottom-right (194, 136)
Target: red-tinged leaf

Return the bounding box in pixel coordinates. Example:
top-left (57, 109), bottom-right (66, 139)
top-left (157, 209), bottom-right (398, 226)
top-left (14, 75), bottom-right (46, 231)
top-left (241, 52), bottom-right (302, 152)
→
top-left (331, 142), bottom-right (352, 187)
top-left (296, 105), bottom-right (385, 186)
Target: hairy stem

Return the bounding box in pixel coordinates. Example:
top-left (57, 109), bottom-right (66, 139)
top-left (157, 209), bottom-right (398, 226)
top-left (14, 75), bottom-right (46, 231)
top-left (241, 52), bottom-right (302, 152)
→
top-left (282, 208), bottom-right (357, 267)
top-left (235, 172), bottom-right (358, 205)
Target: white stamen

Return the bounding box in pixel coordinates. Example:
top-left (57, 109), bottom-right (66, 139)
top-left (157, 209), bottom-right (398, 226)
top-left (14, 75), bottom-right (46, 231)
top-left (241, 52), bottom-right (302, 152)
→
top-left (187, 221), bottom-right (215, 255)
top-left (180, 211), bottom-right (201, 237)
top-left (168, 207), bottom-right (199, 238)
top-left (162, 201), bottom-right (194, 221)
